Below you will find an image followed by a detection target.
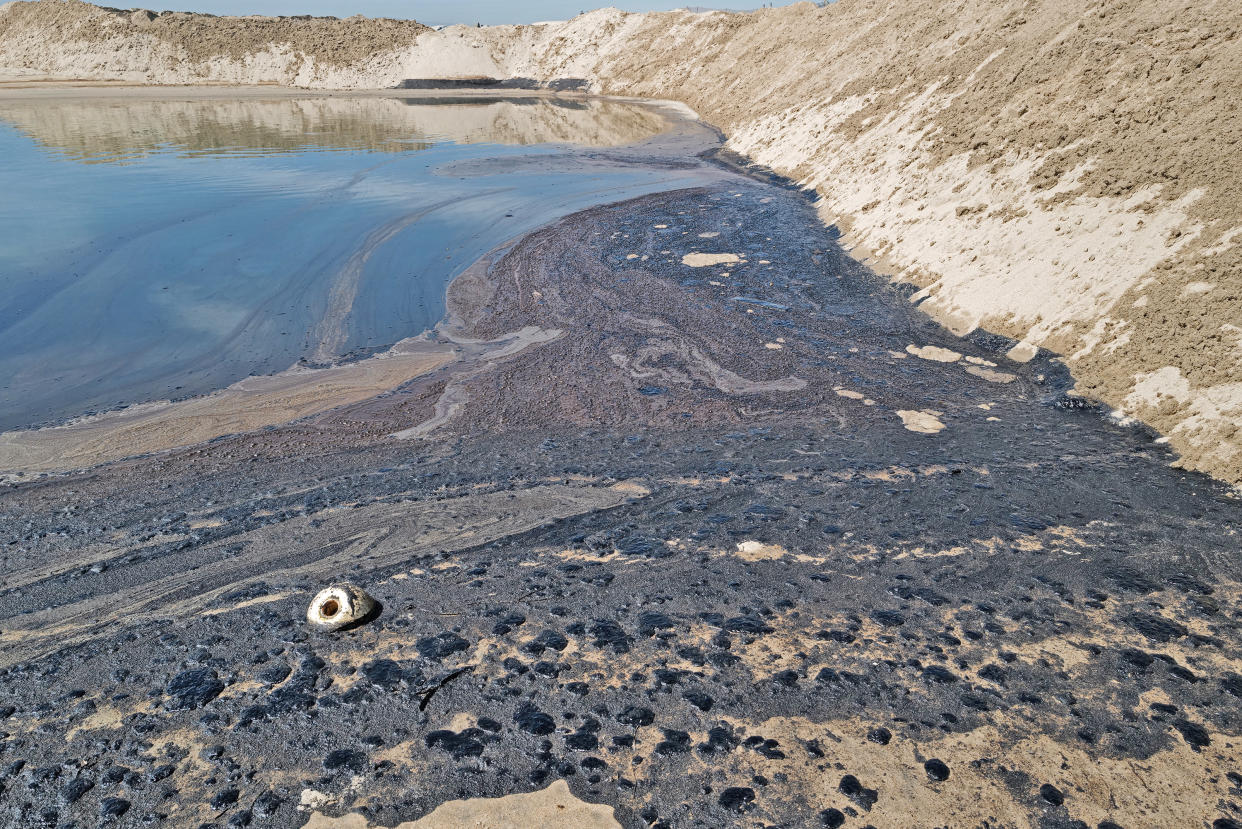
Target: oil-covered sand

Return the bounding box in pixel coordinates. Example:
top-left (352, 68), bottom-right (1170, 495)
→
top-left (1, 113), bottom-right (1242, 829)
top-left (6, 0), bottom-right (1242, 486)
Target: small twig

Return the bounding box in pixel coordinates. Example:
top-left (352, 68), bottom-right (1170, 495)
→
top-left (418, 665), bottom-right (476, 712)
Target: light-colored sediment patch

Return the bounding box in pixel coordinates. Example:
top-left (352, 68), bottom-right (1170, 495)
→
top-left (905, 344), bottom-right (962, 363)
top-left (0, 338), bottom-right (456, 475)
top-left (301, 790), bottom-right (337, 812)
top-left (896, 409), bottom-right (946, 434)
top-left (64, 705), bottom-right (129, 741)
top-left (733, 540), bottom-right (788, 561)
top-left (609, 480), bottom-right (652, 496)
top-left (612, 340), bottom-right (806, 395)
top-left (201, 592), bottom-right (293, 616)
top-left (965, 365), bottom-right (1017, 384)
top-left (681, 252), bottom-right (740, 267)
top-left (304, 780), bottom-right (620, 829)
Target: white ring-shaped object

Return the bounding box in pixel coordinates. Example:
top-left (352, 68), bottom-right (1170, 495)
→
top-left (306, 584), bottom-right (376, 631)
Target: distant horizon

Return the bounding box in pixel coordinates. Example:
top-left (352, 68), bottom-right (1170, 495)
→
top-left (130, 1), bottom-right (775, 26)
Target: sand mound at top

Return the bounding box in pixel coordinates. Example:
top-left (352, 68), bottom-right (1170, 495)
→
top-left (1, 0), bottom-right (1240, 484)
top-left (0, 0), bottom-right (427, 85)
top-left (0, 0), bottom-right (426, 64)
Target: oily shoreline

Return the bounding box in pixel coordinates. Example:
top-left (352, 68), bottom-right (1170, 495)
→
top-left (1, 169), bottom-right (1240, 828)
top-left (0, 6), bottom-right (1238, 828)
top-left (0, 84), bottom-right (1152, 485)
top-left (0, 87), bottom-right (727, 475)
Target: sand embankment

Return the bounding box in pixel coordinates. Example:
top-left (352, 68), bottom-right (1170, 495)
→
top-left (0, 0), bottom-right (426, 85)
top-left (2, 0), bottom-right (1240, 483)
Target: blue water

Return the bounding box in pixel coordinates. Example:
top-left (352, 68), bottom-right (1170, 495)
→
top-left (0, 95), bottom-right (704, 430)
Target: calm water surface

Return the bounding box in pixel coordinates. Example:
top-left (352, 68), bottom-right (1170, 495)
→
top-left (0, 94), bottom-right (697, 430)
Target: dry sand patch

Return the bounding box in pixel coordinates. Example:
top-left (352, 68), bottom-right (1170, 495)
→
top-left (896, 409), bottom-right (946, 434)
top-left (681, 252), bottom-right (741, 267)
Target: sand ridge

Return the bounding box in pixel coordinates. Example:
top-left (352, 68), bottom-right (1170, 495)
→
top-left (0, 0), bottom-right (427, 85)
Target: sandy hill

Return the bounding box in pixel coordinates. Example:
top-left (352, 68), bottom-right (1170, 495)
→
top-left (0, 0), bottom-right (429, 85)
top-left (2, 0), bottom-right (1240, 485)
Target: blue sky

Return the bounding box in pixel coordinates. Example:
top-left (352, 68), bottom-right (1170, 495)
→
top-left (181, 2), bottom-right (756, 25)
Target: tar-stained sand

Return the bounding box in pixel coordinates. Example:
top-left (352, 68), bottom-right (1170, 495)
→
top-left (1, 170), bottom-right (1241, 828)
top-left (4, 0), bottom-right (1239, 486)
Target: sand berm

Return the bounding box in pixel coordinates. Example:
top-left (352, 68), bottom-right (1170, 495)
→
top-left (2, 0), bottom-right (1240, 485)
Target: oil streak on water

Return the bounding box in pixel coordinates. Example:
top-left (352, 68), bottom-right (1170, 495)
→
top-left (0, 94), bottom-right (703, 431)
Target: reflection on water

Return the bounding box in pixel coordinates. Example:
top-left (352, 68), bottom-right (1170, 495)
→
top-left (0, 95), bottom-right (669, 163)
top-left (0, 94), bottom-right (700, 431)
